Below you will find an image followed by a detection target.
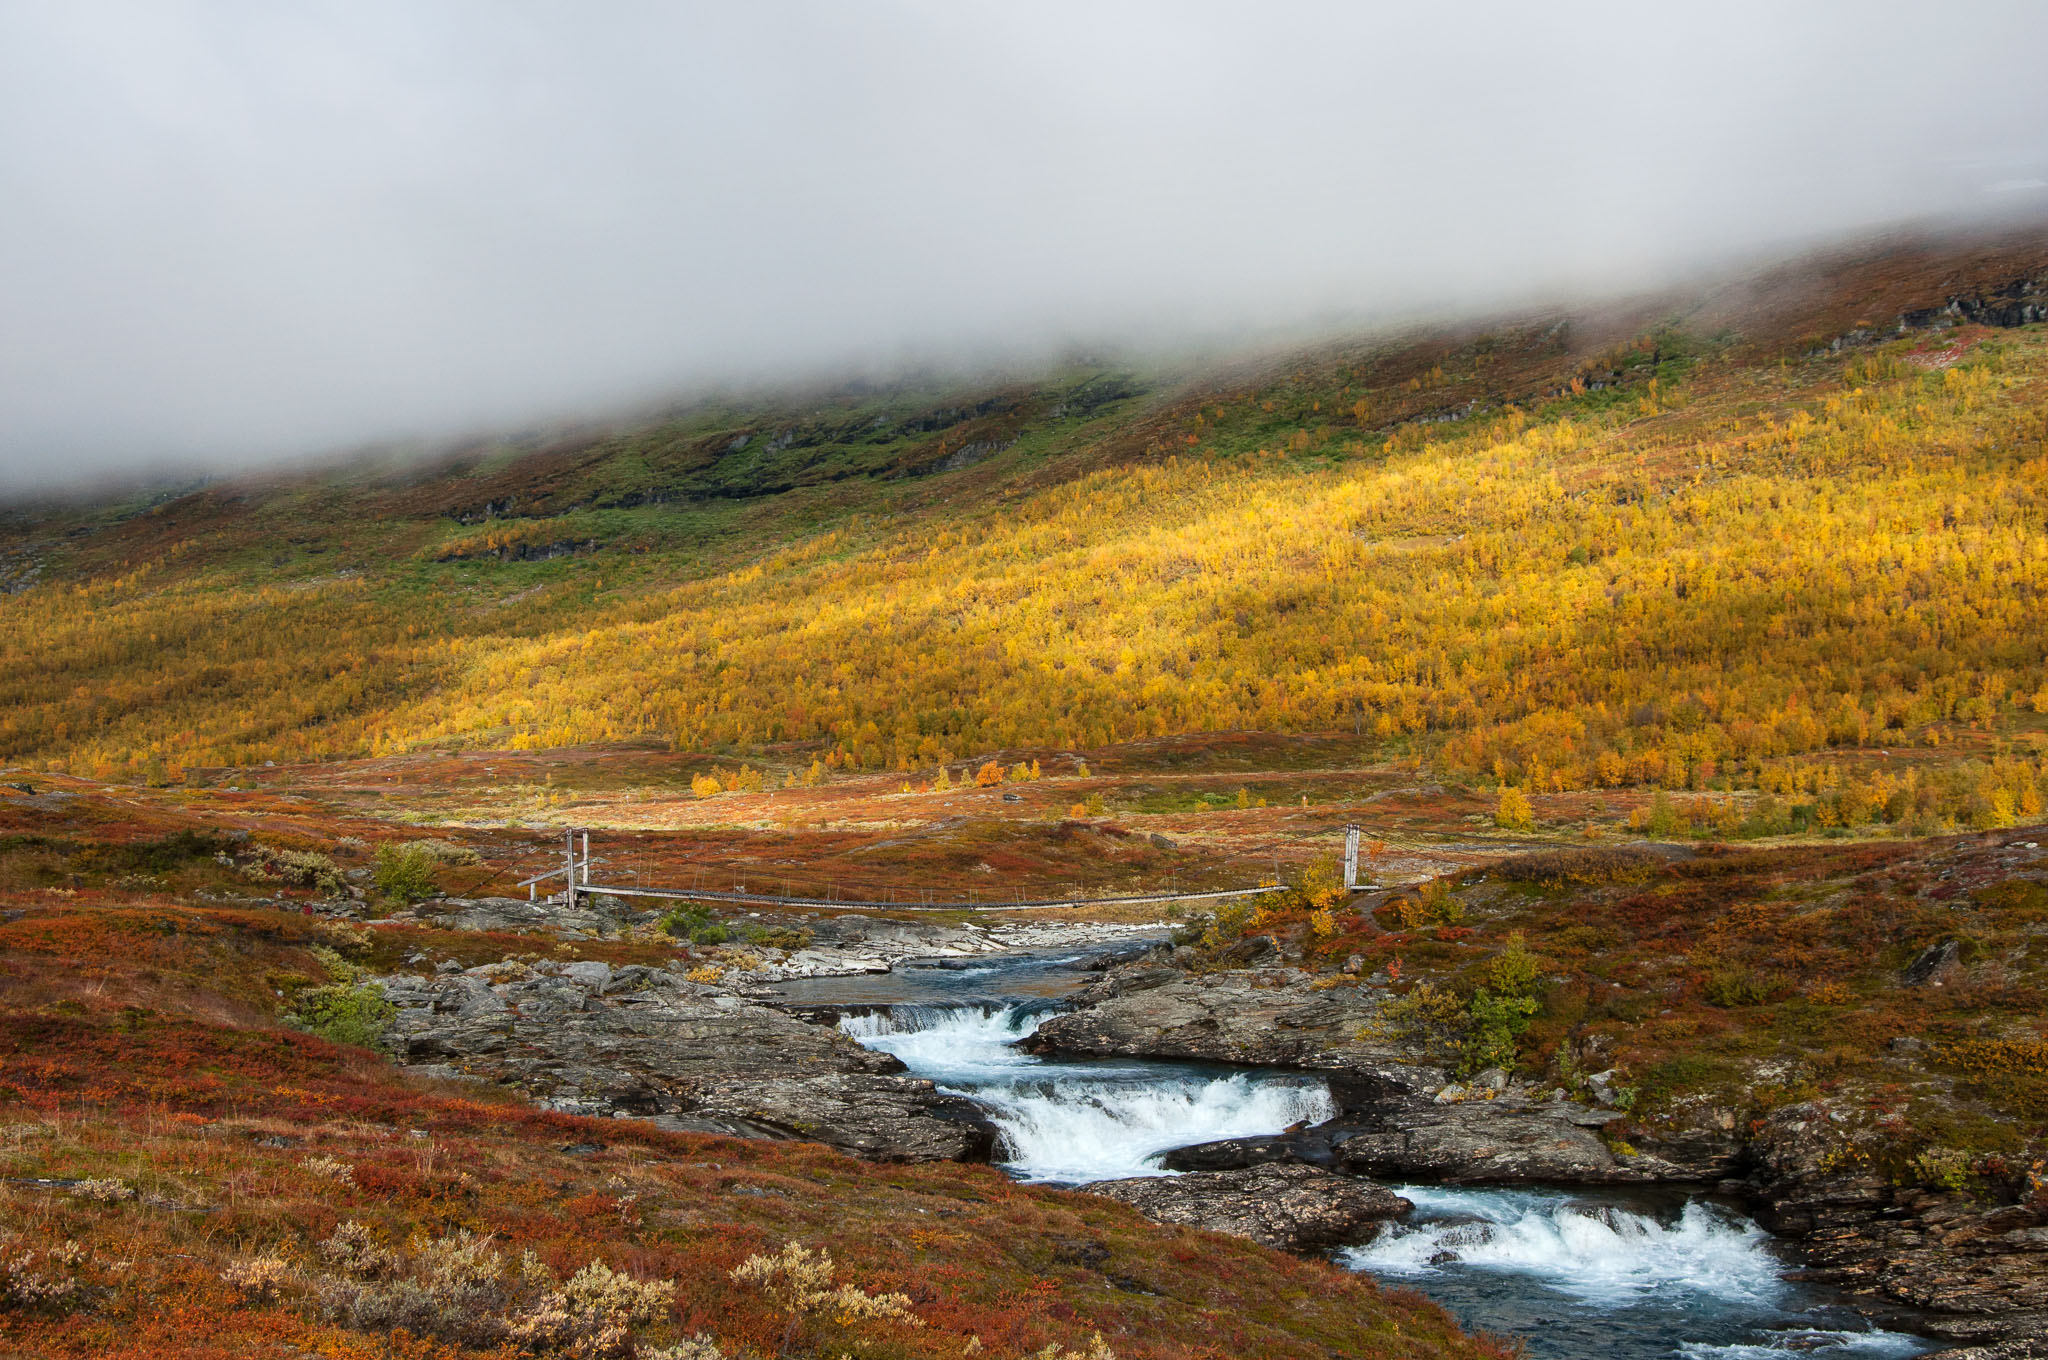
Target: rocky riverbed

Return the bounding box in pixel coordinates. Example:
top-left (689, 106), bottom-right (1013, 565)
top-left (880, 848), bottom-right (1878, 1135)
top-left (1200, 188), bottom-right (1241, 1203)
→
top-left (1028, 944), bottom-right (2048, 1358)
top-left (372, 906), bottom-right (1166, 1160)
top-left (385, 893), bottom-right (1162, 980)
top-left (380, 956), bottom-right (1000, 1159)
top-left (365, 896), bottom-right (2044, 1355)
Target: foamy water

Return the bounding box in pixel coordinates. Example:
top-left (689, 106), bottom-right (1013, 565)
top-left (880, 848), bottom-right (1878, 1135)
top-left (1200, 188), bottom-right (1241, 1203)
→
top-left (840, 1003), bottom-right (1333, 1182)
top-left (826, 977), bottom-right (1932, 1360)
top-left (1677, 1334), bottom-right (1928, 1359)
top-left (1341, 1186), bottom-right (1929, 1358)
top-left (1344, 1185), bottom-right (1782, 1306)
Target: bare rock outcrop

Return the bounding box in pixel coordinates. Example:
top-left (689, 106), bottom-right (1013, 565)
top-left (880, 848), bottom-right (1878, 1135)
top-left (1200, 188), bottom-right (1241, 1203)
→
top-left (1161, 1096), bottom-right (1640, 1185)
top-left (1749, 1102), bottom-right (2048, 1352)
top-left (1024, 965), bottom-right (1445, 1094)
top-left (1328, 1102), bottom-right (1631, 1183)
top-left (1084, 1165), bottom-right (1412, 1251)
top-left (1033, 962), bottom-right (1743, 1186)
top-left (378, 960), bottom-right (995, 1162)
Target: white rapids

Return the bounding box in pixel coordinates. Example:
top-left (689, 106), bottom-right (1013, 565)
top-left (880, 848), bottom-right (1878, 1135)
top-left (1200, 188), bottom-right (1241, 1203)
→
top-left (1676, 1334), bottom-right (1930, 1359)
top-left (1340, 1186), bottom-right (1929, 1357)
top-left (1342, 1185), bottom-right (1783, 1305)
top-left (830, 989), bottom-right (1934, 1360)
top-left (838, 1003), bottom-right (1335, 1183)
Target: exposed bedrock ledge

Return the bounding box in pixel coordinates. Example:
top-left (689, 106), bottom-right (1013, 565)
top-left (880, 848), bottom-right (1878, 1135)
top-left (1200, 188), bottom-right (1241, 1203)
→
top-left (1160, 1101), bottom-right (1647, 1186)
top-left (1083, 1164), bottom-right (1413, 1252)
top-left (1748, 1102), bottom-right (2048, 1352)
top-left (1037, 959), bottom-right (2048, 1349)
top-left (378, 959), bottom-right (997, 1163)
top-left (1023, 963), bottom-right (1447, 1094)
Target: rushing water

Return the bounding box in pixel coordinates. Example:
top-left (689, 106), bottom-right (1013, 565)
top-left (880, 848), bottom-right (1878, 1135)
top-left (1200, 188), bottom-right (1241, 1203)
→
top-left (840, 1003), bottom-right (1334, 1183)
top-left (769, 945), bottom-right (1112, 1008)
top-left (814, 952), bottom-right (1934, 1360)
top-left (1343, 1185), bottom-right (1930, 1359)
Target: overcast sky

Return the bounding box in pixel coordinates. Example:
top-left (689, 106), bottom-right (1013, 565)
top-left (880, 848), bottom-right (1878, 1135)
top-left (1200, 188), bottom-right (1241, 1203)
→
top-left (3, 2), bottom-right (2047, 494)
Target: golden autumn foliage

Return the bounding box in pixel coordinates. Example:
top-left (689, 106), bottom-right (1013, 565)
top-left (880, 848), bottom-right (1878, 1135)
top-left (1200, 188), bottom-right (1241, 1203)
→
top-left (1495, 786), bottom-right (1535, 832)
top-left (2, 269), bottom-right (2046, 819)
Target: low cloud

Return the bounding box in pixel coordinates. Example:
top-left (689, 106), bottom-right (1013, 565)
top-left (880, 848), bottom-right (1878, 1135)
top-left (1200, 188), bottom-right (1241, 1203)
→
top-left (3, 1), bottom-right (2046, 493)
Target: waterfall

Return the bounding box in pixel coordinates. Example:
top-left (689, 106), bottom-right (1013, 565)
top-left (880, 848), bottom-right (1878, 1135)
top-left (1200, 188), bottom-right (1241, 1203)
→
top-left (839, 1003), bottom-right (1335, 1183)
top-left (817, 968), bottom-right (1932, 1360)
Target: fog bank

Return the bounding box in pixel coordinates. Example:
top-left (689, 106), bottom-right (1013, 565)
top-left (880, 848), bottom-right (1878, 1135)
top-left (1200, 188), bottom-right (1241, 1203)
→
top-left (3, 1), bottom-right (2047, 492)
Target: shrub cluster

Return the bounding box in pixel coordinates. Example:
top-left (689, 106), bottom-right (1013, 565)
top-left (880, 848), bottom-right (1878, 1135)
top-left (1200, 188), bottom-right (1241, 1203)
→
top-left (690, 766), bottom-right (765, 798)
top-left (243, 844), bottom-right (347, 895)
top-left (1380, 879), bottom-right (1466, 932)
top-left (1369, 933), bottom-right (1546, 1077)
top-left (658, 905), bottom-right (729, 946)
top-left (0, 1235), bottom-right (89, 1313)
top-left (278, 1222), bottom-right (684, 1357)
top-left (288, 983), bottom-right (394, 1050)
top-left (286, 947), bottom-right (394, 1049)
top-left (374, 843), bottom-right (439, 904)
top-left (1493, 846), bottom-right (1660, 889)
top-left (221, 1226), bottom-right (934, 1360)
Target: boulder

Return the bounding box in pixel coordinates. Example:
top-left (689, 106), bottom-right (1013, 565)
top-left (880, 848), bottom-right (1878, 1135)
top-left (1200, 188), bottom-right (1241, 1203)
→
top-left (1903, 939), bottom-right (1962, 987)
top-left (680, 1073), bottom-right (997, 1163)
top-left (1161, 1123), bottom-right (1349, 1172)
top-left (1084, 1164), bottom-right (1411, 1251)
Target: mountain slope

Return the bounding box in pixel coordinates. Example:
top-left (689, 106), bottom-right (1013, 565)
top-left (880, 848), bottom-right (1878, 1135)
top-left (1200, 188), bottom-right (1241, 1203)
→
top-left (3, 228), bottom-right (2047, 838)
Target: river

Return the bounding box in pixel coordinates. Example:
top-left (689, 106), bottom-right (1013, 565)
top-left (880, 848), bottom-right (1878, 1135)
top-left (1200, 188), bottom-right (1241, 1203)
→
top-left (769, 949), bottom-right (1933, 1360)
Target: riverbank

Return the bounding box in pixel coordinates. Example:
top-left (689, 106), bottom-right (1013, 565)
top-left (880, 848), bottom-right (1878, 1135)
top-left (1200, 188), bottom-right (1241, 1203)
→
top-left (996, 830), bottom-right (2048, 1357)
top-left (824, 989), bottom-right (1937, 1360)
top-left (0, 887), bottom-right (1511, 1360)
top-left (366, 917), bottom-right (1951, 1358)
top-left (79, 816), bottom-right (2032, 1356)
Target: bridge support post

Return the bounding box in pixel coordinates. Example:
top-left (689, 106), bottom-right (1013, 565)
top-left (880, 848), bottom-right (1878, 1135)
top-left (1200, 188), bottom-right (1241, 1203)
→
top-left (1343, 825), bottom-right (1360, 891)
top-left (564, 830), bottom-right (578, 911)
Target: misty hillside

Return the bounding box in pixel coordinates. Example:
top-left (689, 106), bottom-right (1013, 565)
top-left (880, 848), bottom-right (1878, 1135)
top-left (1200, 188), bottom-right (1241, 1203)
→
top-left (4, 229), bottom-right (2047, 834)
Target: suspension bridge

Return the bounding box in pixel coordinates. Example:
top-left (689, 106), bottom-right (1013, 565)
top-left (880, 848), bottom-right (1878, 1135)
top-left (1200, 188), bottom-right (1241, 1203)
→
top-left (515, 826), bottom-right (1365, 914)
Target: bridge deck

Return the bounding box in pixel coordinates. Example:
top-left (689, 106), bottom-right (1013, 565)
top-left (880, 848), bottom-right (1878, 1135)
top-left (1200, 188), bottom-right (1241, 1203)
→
top-left (568, 882), bottom-right (1290, 913)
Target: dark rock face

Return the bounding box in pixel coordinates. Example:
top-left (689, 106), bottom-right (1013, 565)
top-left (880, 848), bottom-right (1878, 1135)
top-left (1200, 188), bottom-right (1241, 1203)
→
top-left (1748, 1103), bottom-right (2048, 1349)
top-left (1161, 1124), bottom-right (1351, 1173)
top-left (1027, 965), bottom-right (1446, 1094)
top-left (1163, 1101), bottom-right (1642, 1185)
top-left (1902, 938), bottom-right (1962, 987)
top-left (1330, 1103), bottom-right (1629, 1184)
top-left (378, 960), bottom-right (997, 1163)
top-left (1084, 1165), bottom-right (1412, 1251)
top-left (1900, 276), bottom-right (2048, 332)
